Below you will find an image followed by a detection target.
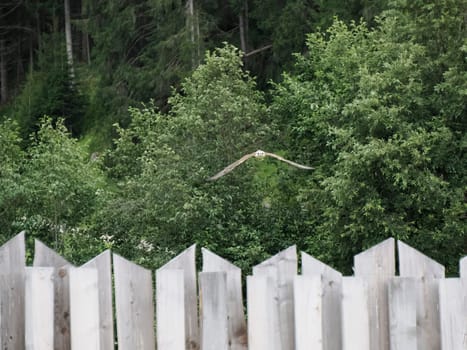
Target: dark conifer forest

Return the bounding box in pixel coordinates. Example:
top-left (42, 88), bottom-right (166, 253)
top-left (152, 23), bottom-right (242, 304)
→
top-left (0, 0), bottom-right (465, 273)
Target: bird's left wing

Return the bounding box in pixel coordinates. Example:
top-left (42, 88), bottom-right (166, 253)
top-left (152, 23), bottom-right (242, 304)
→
top-left (264, 152), bottom-right (314, 170)
top-left (207, 152), bottom-right (256, 181)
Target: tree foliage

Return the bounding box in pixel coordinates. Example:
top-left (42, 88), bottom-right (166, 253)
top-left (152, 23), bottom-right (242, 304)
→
top-left (271, 13), bottom-right (465, 273)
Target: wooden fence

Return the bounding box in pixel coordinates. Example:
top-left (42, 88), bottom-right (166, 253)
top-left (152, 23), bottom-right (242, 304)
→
top-left (0, 232), bottom-right (465, 350)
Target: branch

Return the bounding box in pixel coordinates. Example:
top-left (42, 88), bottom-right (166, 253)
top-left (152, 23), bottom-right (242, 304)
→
top-left (243, 44), bottom-right (272, 57)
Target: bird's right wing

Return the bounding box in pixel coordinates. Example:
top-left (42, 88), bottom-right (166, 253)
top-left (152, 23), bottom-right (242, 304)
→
top-left (207, 152), bottom-right (256, 181)
top-left (265, 152), bottom-right (314, 170)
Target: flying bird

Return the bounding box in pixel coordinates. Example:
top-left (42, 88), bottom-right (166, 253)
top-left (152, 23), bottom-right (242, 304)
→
top-left (207, 150), bottom-right (313, 181)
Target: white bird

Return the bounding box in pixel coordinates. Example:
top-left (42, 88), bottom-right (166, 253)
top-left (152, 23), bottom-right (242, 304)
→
top-left (207, 150), bottom-right (313, 181)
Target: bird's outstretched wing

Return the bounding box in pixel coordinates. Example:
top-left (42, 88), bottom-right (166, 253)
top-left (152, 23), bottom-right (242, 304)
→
top-left (264, 152), bottom-right (314, 170)
top-left (207, 152), bottom-right (256, 181)
top-left (207, 150), bottom-right (313, 181)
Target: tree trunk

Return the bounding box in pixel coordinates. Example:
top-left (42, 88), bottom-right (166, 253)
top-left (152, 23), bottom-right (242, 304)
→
top-left (239, 1), bottom-right (249, 59)
top-left (64, 0), bottom-right (75, 81)
top-left (186, 0), bottom-right (198, 67)
top-left (0, 38), bottom-right (7, 104)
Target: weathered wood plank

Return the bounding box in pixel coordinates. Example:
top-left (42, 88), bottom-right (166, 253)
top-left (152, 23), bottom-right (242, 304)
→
top-left (252, 246), bottom-right (297, 350)
top-left (354, 237), bottom-right (395, 350)
top-left (438, 278), bottom-right (465, 350)
top-left (398, 240), bottom-right (445, 350)
top-left (25, 267), bottom-right (54, 350)
top-left (156, 269), bottom-right (186, 350)
top-left (199, 272), bottom-right (229, 350)
top-left (33, 239), bottom-right (73, 350)
top-left (69, 267), bottom-right (100, 350)
top-left (0, 231), bottom-right (26, 350)
top-left (341, 277), bottom-right (370, 350)
top-left (113, 253), bottom-right (155, 350)
top-left (247, 275), bottom-right (280, 350)
top-left (202, 248), bottom-right (247, 350)
top-left (293, 275), bottom-right (323, 350)
top-left (388, 277), bottom-right (417, 350)
top-left (82, 250), bottom-right (114, 350)
top-left (33, 239), bottom-right (71, 267)
top-left (159, 244), bottom-right (199, 350)
top-left (460, 256), bottom-right (467, 278)
top-left (301, 252), bottom-right (342, 350)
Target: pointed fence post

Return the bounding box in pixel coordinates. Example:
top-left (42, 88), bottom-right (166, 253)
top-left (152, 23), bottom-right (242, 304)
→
top-left (301, 252), bottom-right (343, 350)
top-left (252, 246), bottom-right (297, 350)
top-left (33, 239), bottom-right (73, 350)
top-left (82, 251), bottom-right (114, 350)
top-left (341, 277), bottom-right (370, 350)
top-left (25, 267), bottom-right (54, 350)
top-left (113, 253), bottom-right (155, 350)
top-left (156, 244), bottom-right (199, 350)
top-left (202, 248), bottom-right (247, 350)
top-left (199, 272), bottom-right (229, 350)
top-left (34, 239), bottom-right (71, 267)
top-left (0, 232), bottom-right (26, 350)
top-left (398, 240), bottom-right (445, 350)
top-left (69, 267), bottom-right (100, 350)
top-left (293, 276), bottom-right (323, 350)
top-left (388, 277), bottom-right (417, 350)
top-left (354, 238), bottom-right (395, 350)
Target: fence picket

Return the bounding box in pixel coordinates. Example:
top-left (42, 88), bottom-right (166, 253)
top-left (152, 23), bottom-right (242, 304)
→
top-left (293, 276), bottom-right (323, 350)
top-left (247, 275), bottom-right (280, 350)
top-left (398, 240), bottom-right (445, 350)
top-left (341, 277), bottom-right (370, 350)
top-left (0, 232), bottom-right (26, 350)
top-left (158, 244), bottom-right (199, 350)
top-left (25, 267), bottom-right (54, 350)
top-left (69, 267), bottom-right (100, 350)
top-left (202, 248), bottom-right (247, 350)
top-left (82, 250), bottom-right (114, 350)
top-left (301, 252), bottom-right (342, 350)
top-left (33, 239), bottom-right (73, 350)
top-left (199, 272), bottom-right (229, 350)
top-left (252, 246), bottom-right (297, 350)
top-left (354, 237), bottom-right (395, 350)
top-left (388, 277), bottom-right (417, 350)
top-left (33, 239), bottom-right (71, 267)
top-left (460, 256), bottom-right (467, 278)
top-left (156, 269), bottom-right (186, 350)
top-left (438, 278), bottom-right (465, 350)
top-left (113, 253), bottom-right (155, 350)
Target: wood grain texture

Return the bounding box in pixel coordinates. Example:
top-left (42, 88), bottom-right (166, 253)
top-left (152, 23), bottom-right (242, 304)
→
top-left (252, 246), bottom-right (297, 350)
top-left (82, 250), bottom-right (114, 350)
top-left (156, 269), bottom-right (186, 350)
top-left (202, 248), bottom-right (247, 350)
top-left (341, 277), bottom-right (370, 350)
top-left (32, 239), bottom-right (73, 350)
top-left (113, 253), bottom-right (155, 350)
top-left (398, 240), bottom-right (445, 350)
top-left (247, 275), bottom-right (280, 350)
top-left (69, 267), bottom-right (100, 350)
top-left (33, 239), bottom-right (71, 267)
top-left (388, 277), bottom-right (417, 350)
top-left (159, 244), bottom-right (199, 350)
top-left (301, 252), bottom-right (342, 350)
top-left (293, 276), bottom-right (323, 350)
top-left (354, 238), bottom-right (395, 350)
top-left (199, 272), bottom-right (229, 350)
top-left (438, 278), bottom-right (465, 350)
top-left (0, 232), bottom-right (26, 350)
top-left (25, 267), bottom-right (54, 350)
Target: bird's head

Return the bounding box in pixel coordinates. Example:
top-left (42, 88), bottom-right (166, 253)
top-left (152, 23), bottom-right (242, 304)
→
top-left (254, 150), bottom-right (266, 158)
